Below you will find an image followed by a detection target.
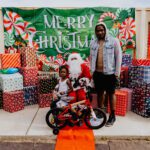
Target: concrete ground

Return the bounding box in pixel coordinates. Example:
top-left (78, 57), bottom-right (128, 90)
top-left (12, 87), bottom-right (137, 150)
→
top-left (0, 104), bottom-right (150, 149)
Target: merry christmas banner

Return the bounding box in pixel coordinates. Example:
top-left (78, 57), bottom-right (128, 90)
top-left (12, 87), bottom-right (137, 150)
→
top-left (2, 7), bottom-right (135, 70)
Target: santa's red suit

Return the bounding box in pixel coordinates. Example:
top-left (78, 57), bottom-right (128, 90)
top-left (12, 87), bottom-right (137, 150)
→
top-left (67, 53), bottom-right (91, 102)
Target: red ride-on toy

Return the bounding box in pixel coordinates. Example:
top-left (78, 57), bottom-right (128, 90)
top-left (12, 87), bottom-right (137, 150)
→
top-left (46, 97), bottom-right (107, 135)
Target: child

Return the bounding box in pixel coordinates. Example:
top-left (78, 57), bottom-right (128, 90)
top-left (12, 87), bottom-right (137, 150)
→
top-left (51, 65), bottom-right (74, 108)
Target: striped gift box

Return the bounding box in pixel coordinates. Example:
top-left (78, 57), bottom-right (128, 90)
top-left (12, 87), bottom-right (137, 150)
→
top-left (0, 53), bottom-right (21, 69)
top-left (20, 46), bottom-right (37, 67)
top-left (132, 59), bottom-right (150, 66)
top-left (107, 90), bottom-right (128, 116)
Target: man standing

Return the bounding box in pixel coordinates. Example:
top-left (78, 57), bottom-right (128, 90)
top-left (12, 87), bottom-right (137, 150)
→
top-left (67, 52), bottom-right (91, 102)
top-left (90, 22), bottom-right (122, 127)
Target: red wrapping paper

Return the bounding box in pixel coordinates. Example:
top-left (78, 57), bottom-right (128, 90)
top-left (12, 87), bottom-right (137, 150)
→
top-left (38, 93), bottom-right (53, 108)
top-left (3, 90), bottom-right (24, 113)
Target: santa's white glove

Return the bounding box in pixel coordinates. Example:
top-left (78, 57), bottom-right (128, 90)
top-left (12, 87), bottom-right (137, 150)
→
top-left (79, 77), bottom-right (90, 87)
top-left (88, 79), bottom-right (95, 88)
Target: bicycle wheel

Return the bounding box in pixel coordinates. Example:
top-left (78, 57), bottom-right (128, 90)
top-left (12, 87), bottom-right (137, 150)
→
top-left (46, 108), bottom-right (67, 129)
top-left (84, 108), bottom-right (107, 129)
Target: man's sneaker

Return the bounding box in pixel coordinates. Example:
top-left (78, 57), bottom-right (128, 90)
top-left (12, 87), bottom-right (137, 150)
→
top-left (105, 115), bottom-right (116, 127)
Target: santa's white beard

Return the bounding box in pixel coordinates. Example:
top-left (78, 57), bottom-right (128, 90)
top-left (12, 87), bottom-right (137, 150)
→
top-left (69, 60), bottom-right (82, 78)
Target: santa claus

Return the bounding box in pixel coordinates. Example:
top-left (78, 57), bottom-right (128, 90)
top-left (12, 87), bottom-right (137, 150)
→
top-left (67, 52), bottom-right (91, 102)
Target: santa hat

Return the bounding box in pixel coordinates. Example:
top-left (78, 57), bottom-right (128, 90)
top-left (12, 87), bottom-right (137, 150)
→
top-left (67, 52), bottom-right (84, 64)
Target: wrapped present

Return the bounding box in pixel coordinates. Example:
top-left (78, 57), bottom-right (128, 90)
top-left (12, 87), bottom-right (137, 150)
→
top-left (20, 67), bottom-right (38, 86)
top-left (38, 93), bottom-right (53, 108)
top-left (0, 73), bottom-right (23, 92)
top-left (20, 46), bottom-right (36, 67)
top-left (0, 53), bottom-right (21, 69)
top-left (120, 88), bottom-right (133, 111)
top-left (128, 66), bottom-right (139, 88)
top-left (38, 77), bottom-right (58, 94)
top-left (128, 66), bottom-right (150, 87)
top-left (23, 86), bottom-right (38, 106)
top-left (120, 70), bottom-right (125, 87)
top-left (132, 59), bottom-right (150, 66)
top-left (107, 90), bottom-right (128, 116)
top-left (132, 81), bottom-right (150, 118)
top-left (138, 66), bottom-right (150, 84)
top-left (3, 90), bottom-right (24, 113)
top-left (0, 90), bottom-right (3, 109)
top-left (122, 54), bottom-right (132, 66)
top-left (38, 71), bottom-right (59, 79)
top-left (90, 94), bottom-right (98, 108)
top-left (121, 66), bottom-right (129, 87)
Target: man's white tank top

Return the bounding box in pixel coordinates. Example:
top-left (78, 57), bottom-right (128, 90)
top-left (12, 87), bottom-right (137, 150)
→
top-left (58, 78), bottom-right (68, 93)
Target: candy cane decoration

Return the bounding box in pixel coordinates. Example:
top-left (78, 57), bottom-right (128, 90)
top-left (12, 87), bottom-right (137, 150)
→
top-left (116, 8), bottom-right (131, 20)
top-left (27, 42), bottom-right (39, 51)
top-left (21, 21), bottom-right (36, 41)
top-left (118, 33), bottom-right (126, 46)
top-left (99, 12), bottom-right (116, 22)
top-left (4, 32), bottom-right (15, 46)
top-left (119, 17), bottom-right (135, 39)
top-left (109, 28), bottom-right (119, 37)
top-left (38, 54), bottom-right (47, 62)
top-left (48, 56), bottom-right (56, 63)
top-left (3, 11), bottom-right (24, 35)
top-left (54, 58), bottom-right (66, 66)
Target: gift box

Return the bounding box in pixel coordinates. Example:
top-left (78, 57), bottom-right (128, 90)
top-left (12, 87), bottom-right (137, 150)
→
top-left (121, 66), bottom-right (129, 87)
top-left (91, 94), bottom-right (98, 108)
top-left (132, 81), bottom-right (150, 118)
top-left (0, 53), bottom-right (21, 69)
top-left (38, 71), bottom-right (59, 79)
top-left (120, 88), bottom-right (133, 111)
top-left (3, 90), bottom-right (24, 113)
top-left (38, 77), bottom-right (57, 94)
top-left (38, 93), bottom-right (53, 108)
top-left (132, 59), bottom-right (150, 66)
top-left (120, 70), bottom-right (125, 87)
top-left (138, 66), bottom-right (150, 84)
top-left (0, 73), bottom-right (23, 92)
top-left (0, 90), bottom-right (3, 109)
top-left (107, 90), bottom-right (128, 116)
top-left (20, 46), bottom-right (36, 67)
top-left (128, 66), bottom-right (150, 88)
top-left (23, 86), bottom-right (38, 106)
top-left (122, 54), bottom-right (132, 66)
top-left (20, 67), bottom-right (38, 86)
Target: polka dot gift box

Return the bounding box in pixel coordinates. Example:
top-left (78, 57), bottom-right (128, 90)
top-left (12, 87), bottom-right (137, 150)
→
top-left (3, 90), bottom-right (24, 113)
top-left (0, 73), bottom-right (23, 92)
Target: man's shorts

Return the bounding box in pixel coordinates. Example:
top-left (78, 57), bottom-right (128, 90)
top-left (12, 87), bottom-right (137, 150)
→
top-left (93, 71), bottom-right (117, 94)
